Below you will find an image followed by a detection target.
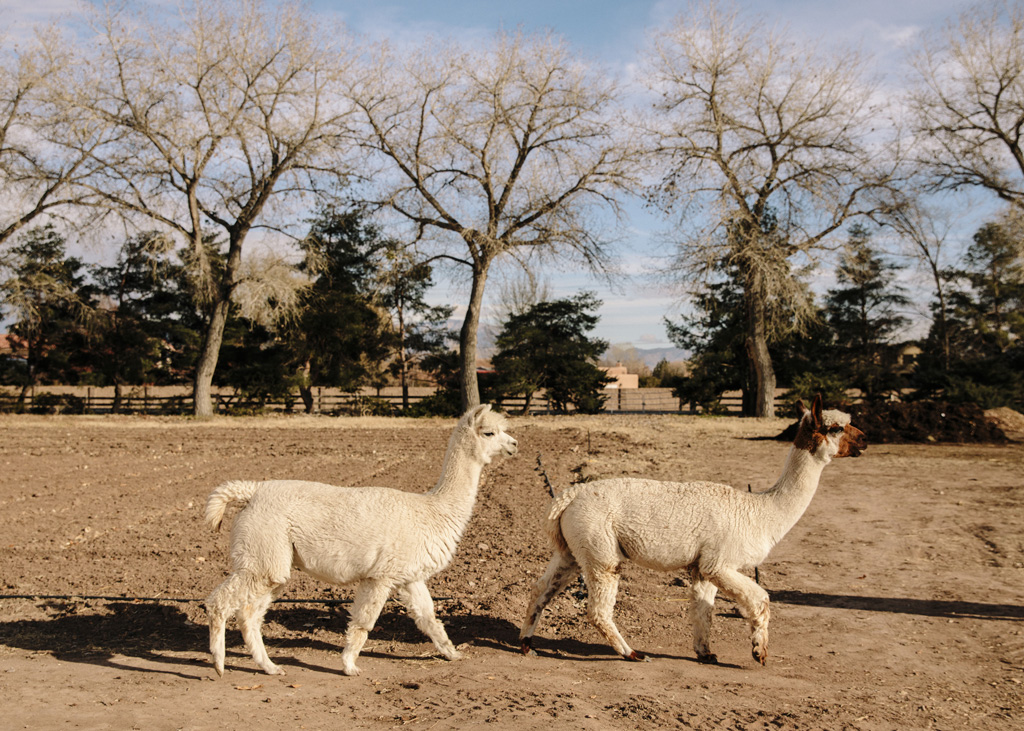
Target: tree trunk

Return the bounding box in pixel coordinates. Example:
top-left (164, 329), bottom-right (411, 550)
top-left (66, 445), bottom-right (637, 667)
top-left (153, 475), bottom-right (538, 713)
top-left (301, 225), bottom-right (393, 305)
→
top-left (298, 360), bottom-right (314, 413)
top-left (397, 309), bottom-right (409, 411)
top-left (458, 263), bottom-right (489, 413)
top-left (191, 227), bottom-right (246, 418)
top-left (299, 385), bottom-right (314, 413)
top-left (112, 379), bottom-right (123, 414)
top-left (192, 296), bottom-right (231, 418)
top-left (744, 285), bottom-right (776, 418)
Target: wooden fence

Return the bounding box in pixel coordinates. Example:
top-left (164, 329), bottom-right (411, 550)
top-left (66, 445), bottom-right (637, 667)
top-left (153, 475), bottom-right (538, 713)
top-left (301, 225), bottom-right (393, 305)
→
top-left (0, 386), bottom-right (785, 416)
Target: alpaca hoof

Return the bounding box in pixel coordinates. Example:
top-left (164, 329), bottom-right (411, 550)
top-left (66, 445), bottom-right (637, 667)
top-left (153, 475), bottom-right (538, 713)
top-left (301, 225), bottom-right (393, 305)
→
top-left (444, 649), bottom-right (463, 662)
top-left (342, 664), bottom-right (362, 677)
top-left (520, 638), bottom-right (535, 656)
top-left (752, 648), bottom-right (767, 666)
top-left (626, 650), bottom-right (650, 662)
top-left (697, 653), bottom-right (718, 665)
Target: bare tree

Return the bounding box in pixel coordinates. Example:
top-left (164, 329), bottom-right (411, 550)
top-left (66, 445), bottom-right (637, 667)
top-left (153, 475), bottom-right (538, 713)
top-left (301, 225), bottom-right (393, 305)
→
top-left (882, 193), bottom-right (964, 370)
top-left (349, 31), bottom-right (637, 410)
top-left (78, 0), bottom-right (356, 417)
top-left (644, 1), bottom-right (899, 416)
top-left (0, 27), bottom-right (110, 247)
top-left (908, 3), bottom-right (1024, 210)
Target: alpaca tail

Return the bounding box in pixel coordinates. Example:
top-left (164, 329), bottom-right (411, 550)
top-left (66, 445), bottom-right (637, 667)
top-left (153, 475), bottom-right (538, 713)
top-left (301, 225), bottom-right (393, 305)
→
top-left (205, 480), bottom-right (261, 531)
top-left (544, 482), bottom-right (590, 555)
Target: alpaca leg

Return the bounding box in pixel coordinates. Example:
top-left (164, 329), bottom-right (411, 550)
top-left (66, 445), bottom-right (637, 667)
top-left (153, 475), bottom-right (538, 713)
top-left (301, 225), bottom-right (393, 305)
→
top-left (689, 568), bottom-right (719, 664)
top-left (340, 579), bottom-right (392, 676)
top-left (584, 567), bottom-right (646, 661)
top-left (237, 584), bottom-right (286, 675)
top-left (519, 551), bottom-right (580, 655)
top-left (708, 568), bottom-right (771, 665)
top-left (206, 573), bottom-right (246, 677)
top-left (396, 580), bottom-right (460, 661)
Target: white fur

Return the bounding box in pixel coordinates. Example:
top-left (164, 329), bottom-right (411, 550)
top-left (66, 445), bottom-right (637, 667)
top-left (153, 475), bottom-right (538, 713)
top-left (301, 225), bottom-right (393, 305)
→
top-left (519, 395), bottom-right (866, 666)
top-left (205, 404), bottom-right (517, 677)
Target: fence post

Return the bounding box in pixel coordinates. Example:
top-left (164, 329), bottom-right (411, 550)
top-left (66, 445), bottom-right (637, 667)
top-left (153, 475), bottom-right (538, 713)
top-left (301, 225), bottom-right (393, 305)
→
top-left (86, 387), bottom-right (91, 413)
top-left (144, 386), bottom-right (149, 414)
top-left (317, 387), bottom-right (322, 414)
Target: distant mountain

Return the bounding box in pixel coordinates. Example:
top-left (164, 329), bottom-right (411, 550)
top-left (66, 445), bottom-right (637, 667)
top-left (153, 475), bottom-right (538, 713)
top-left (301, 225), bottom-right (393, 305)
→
top-left (603, 345), bottom-right (689, 369)
top-left (634, 346), bottom-right (688, 368)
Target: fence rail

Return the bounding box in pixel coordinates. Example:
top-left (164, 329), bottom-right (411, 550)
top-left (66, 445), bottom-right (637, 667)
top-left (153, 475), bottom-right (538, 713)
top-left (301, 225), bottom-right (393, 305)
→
top-left (0, 386), bottom-right (786, 416)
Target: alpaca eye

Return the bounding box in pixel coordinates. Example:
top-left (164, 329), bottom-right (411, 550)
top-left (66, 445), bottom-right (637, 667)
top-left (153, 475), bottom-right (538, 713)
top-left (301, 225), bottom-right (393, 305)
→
top-left (829, 425), bottom-right (844, 434)
top-left (483, 431), bottom-right (495, 437)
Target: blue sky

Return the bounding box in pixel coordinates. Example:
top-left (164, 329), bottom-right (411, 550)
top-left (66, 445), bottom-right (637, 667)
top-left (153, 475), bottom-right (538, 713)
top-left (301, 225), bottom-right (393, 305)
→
top-left (4, 0), bottom-right (990, 352)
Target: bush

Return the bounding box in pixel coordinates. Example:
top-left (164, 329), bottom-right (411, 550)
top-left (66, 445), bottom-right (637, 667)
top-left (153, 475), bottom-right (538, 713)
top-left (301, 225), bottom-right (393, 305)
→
top-left (776, 400), bottom-right (1007, 444)
top-left (338, 395), bottom-right (394, 417)
top-left (403, 391), bottom-right (461, 418)
top-left (782, 372), bottom-right (851, 411)
top-left (30, 392), bottom-right (86, 415)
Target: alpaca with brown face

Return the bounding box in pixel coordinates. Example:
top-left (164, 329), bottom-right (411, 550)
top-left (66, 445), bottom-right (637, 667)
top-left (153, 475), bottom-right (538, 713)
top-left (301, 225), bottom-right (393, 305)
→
top-left (520, 394), bottom-right (866, 666)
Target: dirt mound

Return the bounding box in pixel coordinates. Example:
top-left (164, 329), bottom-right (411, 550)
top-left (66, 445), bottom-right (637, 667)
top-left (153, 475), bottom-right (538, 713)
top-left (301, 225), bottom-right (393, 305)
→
top-left (985, 406), bottom-right (1024, 441)
top-left (776, 401), bottom-right (1009, 444)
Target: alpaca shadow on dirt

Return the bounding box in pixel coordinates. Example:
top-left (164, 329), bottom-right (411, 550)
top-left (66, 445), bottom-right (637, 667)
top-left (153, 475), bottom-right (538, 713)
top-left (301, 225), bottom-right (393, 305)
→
top-left (0, 599), bottom-right (524, 678)
top-left (504, 635), bottom-right (729, 666)
top-left (771, 590), bottom-right (1024, 621)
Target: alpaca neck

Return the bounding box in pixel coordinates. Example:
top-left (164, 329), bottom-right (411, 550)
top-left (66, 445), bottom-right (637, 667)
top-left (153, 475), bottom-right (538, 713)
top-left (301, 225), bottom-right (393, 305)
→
top-left (429, 426), bottom-right (483, 518)
top-left (761, 446), bottom-right (829, 541)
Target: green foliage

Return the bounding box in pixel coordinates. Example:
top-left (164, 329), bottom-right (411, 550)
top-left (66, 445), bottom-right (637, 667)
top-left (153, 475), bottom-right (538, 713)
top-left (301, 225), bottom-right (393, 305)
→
top-left (218, 323), bottom-right (303, 409)
top-left (408, 349), bottom-right (499, 417)
top-left (912, 214), bottom-right (1024, 411)
top-left (823, 225), bottom-right (911, 401)
top-left (403, 391), bottom-right (461, 418)
top-left (492, 292), bottom-right (610, 414)
top-left (86, 232), bottom-right (190, 394)
top-left (782, 372), bottom-right (851, 411)
top-left (0, 225), bottom-right (93, 391)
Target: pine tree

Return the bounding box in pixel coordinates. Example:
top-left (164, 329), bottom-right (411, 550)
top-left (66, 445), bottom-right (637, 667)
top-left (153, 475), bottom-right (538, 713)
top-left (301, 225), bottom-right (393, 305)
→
top-left (492, 292), bottom-right (610, 414)
top-left (824, 224), bottom-right (910, 400)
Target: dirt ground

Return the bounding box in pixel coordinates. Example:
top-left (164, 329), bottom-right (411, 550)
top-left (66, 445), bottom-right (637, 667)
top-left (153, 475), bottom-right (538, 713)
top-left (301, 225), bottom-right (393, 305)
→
top-left (0, 411), bottom-right (1021, 730)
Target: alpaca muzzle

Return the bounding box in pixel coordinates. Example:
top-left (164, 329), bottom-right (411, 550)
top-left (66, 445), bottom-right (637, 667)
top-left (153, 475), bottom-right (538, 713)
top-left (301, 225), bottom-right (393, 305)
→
top-left (840, 425), bottom-right (867, 458)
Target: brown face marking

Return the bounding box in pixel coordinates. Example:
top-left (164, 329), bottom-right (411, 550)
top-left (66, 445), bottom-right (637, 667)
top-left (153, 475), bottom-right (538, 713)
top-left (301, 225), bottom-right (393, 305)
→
top-left (835, 424), bottom-right (867, 458)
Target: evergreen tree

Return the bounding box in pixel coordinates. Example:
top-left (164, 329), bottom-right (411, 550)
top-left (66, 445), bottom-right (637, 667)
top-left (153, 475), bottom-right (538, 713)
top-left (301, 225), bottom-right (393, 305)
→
top-left (824, 224), bottom-right (910, 401)
top-left (88, 232), bottom-right (190, 410)
top-left (289, 208), bottom-right (395, 412)
top-left (378, 241), bottom-right (455, 411)
top-left (666, 256), bottom-right (829, 414)
top-left (0, 225), bottom-right (92, 402)
top-left (917, 215), bottom-right (1024, 409)
top-left (492, 292), bottom-right (610, 414)
top-left (953, 219), bottom-right (1024, 357)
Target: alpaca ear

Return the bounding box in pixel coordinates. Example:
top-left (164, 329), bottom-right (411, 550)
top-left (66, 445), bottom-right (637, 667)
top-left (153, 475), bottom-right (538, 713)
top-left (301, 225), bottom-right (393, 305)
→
top-left (469, 403), bottom-right (491, 424)
top-left (811, 394), bottom-right (824, 426)
top-left (795, 400), bottom-right (807, 417)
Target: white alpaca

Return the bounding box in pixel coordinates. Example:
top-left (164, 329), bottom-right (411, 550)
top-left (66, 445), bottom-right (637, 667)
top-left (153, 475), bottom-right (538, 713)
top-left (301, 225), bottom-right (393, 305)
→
top-left (205, 404), bottom-right (517, 677)
top-left (519, 395), bottom-right (866, 666)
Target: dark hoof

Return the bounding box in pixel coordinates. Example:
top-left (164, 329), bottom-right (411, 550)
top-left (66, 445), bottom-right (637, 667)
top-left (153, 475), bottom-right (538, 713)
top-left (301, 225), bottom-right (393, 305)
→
top-left (752, 649), bottom-right (767, 666)
top-left (696, 653), bottom-right (718, 665)
top-left (626, 650), bottom-right (650, 662)
top-left (520, 639), bottom-right (534, 656)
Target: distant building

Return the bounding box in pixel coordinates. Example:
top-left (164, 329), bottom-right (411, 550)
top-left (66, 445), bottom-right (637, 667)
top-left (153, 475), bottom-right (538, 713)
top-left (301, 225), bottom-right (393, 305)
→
top-left (0, 334), bottom-right (27, 361)
top-left (601, 363), bottom-right (638, 389)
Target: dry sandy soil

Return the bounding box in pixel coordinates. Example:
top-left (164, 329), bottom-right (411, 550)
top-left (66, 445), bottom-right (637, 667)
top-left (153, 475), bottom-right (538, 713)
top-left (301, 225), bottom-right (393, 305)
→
top-left (0, 412), bottom-right (1021, 730)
